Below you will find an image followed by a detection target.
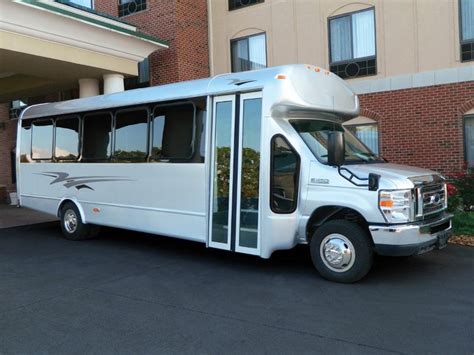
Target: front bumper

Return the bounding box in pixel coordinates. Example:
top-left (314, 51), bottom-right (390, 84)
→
top-left (369, 213), bottom-right (453, 256)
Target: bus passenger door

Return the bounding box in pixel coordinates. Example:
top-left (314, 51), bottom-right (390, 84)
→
top-left (208, 93), bottom-right (262, 256)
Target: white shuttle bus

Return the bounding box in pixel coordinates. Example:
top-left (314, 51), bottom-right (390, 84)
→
top-left (17, 64), bottom-right (452, 282)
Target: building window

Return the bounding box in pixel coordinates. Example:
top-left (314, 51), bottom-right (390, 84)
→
top-left (346, 124), bottom-right (379, 155)
top-left (55, 0), bottom-right (93, 9)
top-left (231, 33), bottom-right (267, 73)
top-left (460, 0), bottom-right (474, 62)
top-left (344, 117), bottom-right (379, 155)
top-left (229, 0), bottom-right (264, 11)
top-left (119, 0), bottom-right (146, 17)
top-left (465, 115), bottom-right (474, 168)
top-left (329, 8), bottom-right (376, 79)
top-left (125, 57), bottom-right (150, 90)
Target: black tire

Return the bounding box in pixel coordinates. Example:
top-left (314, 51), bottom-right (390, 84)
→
top-left (60, 202), bottom-right (100, 241)
top-left (310, 220), bottom-right (373, 283)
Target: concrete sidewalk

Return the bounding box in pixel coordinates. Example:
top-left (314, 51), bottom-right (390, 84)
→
top-left (0, 205), bottom-right (57, 229)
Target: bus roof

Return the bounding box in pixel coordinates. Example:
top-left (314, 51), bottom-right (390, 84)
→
top-left (21, 64), bottom-right (359, 120)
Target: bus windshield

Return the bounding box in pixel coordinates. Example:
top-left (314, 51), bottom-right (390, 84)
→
top-left (291, 119), bottom-right (383, 164)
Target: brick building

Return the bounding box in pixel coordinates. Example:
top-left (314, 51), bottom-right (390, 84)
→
top-left (0, 0), bottom-right (209, 199)
top-left (208, 0), bottom-right (474, 176)
top-left (95, 0), bottom-right (209, 86)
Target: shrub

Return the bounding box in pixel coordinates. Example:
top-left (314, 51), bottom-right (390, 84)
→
top-left (447, 167), bottom-right (474, 212)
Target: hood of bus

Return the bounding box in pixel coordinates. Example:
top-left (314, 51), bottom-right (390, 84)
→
top-left (343, 163), bottom-right (443, 189)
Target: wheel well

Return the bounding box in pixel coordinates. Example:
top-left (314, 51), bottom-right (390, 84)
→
top-left (306, 206), bottom-right (373, 244)
top-left (57, 199), bottom-right (77, 218)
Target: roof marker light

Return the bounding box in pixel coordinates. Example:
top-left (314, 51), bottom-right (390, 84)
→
top-left (275, 74), bottom-right (287, 80)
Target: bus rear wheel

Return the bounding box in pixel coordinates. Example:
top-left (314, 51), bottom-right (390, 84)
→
top-left (60, 202), bottom-right (100, 241)
top-left (310, 220), bottom-right (373, 283)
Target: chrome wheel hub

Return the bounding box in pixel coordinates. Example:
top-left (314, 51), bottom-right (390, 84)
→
top-left (64, 209), bottom-right (78, 233)
top-left (320, 234), bottom-right (355, 273)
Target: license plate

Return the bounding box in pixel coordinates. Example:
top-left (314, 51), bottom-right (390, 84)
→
top-left (437, 231), bottom-right (451, 249)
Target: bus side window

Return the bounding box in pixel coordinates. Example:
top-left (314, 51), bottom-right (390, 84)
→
top-left (270, 135), bottom-right (300, 213)
top-left (152, 103), bottom-right (195, 161)
top-left (55, 117), bottom-right (80, 161)
top-left (20, 121), bottom-right (32, 163)
top-left (31, 119), bottom-right (53, 161)
top-left (114, 108), bottom-right (148, 162)
top-left (82, 112), bottom-right (112, 161)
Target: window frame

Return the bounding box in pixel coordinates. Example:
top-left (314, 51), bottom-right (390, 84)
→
top-left (118, 0), bottom-right (147, 17)
top-left (113, 106), bottom-right (151, 162)
top-left (464, 114), bottom-right (474, 169)
top-left (459, 0), bottom-right (474, 62)
top-left (228, 0), bottom-right (264, 11)
top-left (31, 118), bottom-right (55, 161)
top-left (54, 115), bottom-right (81, 162)
top-left (81, 111), bottom-right (114, 162)
top-left (327, 7), bottom-right (377, 78)
top-left (230, 32), bottom-right (268, 73)
top-left (150, 101), bottom-right (197, 162)
top-left (270, 134), bottom-right (301, 214)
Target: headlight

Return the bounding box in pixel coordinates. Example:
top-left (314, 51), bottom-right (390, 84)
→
top-left (379, 189), bottom-right (414, 223)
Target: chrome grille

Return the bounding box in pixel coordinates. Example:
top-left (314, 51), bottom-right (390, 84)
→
top-left (420, 183), bottom-right (446, 216)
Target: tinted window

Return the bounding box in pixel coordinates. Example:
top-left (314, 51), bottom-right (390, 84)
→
top-left (55, 117), bottom-right (79, 160)
top-left (82, 113), bottom-right (112, 161)
top-left (20, 121), bottom-right (32, 163)
top-left (211, 101), bottom-right (233, 244)
top-left (152, 103), bottom-right (194, 160)
top-left (271, 136), bottom-right (299, 213)
top-left (239, 98), bottom-right (262, 248)
top-left (32, 120), bottom-right (53, 160)
top-left (115, 109), bottom-right (148, 161)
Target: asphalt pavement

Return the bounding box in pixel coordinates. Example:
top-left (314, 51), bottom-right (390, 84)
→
top-left (0, 223), bottom-right (472, 354)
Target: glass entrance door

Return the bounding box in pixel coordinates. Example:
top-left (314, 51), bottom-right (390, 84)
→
top-left (209, 93), bottom-right (262, 255)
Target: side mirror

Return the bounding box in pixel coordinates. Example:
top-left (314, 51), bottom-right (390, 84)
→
top-left (327, 131), bottom-right (345, 167)
top-left (368, 173), bottom-right (381, 191)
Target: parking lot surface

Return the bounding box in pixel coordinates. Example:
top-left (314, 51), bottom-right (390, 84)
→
top-left (0, 223), bottom-right (472, 354)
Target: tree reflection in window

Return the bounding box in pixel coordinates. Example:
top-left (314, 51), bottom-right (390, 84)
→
top-left (271, 136), bottom-right (299, 213)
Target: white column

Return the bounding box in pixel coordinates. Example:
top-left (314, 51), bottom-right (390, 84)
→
top-left (78, 78), bottom-right (99, 98)
top-left (103, 74), bottom-right (125, 95)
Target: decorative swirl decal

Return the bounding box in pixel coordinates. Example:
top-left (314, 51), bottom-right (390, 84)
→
top-left (36, 172), bottom-right (133, 191)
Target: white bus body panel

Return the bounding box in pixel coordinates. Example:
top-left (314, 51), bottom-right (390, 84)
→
top-left (19, 163), bottom-right (207, 242)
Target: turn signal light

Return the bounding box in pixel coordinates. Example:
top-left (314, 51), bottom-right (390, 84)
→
top-left (380, 200), bottom-right (394, 208)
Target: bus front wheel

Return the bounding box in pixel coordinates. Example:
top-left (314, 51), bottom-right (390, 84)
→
top-left (310, 220), bottom-right (373, 283)
top-left (60, 202), bottom-right (100, 241)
